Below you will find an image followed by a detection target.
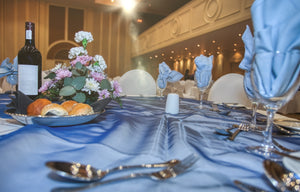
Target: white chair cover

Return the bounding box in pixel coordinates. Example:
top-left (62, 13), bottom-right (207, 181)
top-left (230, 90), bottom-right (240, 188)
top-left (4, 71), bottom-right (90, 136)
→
top-left (119, 69), bottom-right (156, 96)
top-left (184, 80), bottom-right (195, 95)
top-left (207, 73), bottom-right (251, 107)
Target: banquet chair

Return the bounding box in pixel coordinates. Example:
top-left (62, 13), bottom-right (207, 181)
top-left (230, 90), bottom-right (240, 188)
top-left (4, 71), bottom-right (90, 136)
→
top-left (119, 69), bottom-right (156, 96)
top-left (207, 73), bottom-right (251, 107)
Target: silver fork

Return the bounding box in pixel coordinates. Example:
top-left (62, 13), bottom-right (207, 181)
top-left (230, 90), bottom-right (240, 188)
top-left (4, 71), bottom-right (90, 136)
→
top-left (52, 154), bottom-right (199, 192)
top-left (228, 123), bottom-right (250, 141)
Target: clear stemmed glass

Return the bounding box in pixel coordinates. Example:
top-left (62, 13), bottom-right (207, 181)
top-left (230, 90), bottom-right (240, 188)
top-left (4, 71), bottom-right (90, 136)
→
top-left (248, 52), bottom-right (300, 160)
top-left (156, 80), bottom-right (166, 100)
top-left (243, 72), bottom-right (259, 130)
top-left (6, 73), bottom-right (17, 96)
top-left (195, 77), bottom-right (212, 109)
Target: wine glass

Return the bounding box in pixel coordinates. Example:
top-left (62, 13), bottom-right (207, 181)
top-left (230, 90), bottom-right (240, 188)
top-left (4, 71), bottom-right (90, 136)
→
top-left (158, 86), bottom-right (165, 98)
top-left (156, 79), bottom-right (166, 100)
top-left (6, 73), bottom-right (17, 96)
top-left (195, 76), bottom-right (212, 109)
top-left (248, 52), bottom-right (300, 160)
top-left (243, 72), bottom-right (259, 130)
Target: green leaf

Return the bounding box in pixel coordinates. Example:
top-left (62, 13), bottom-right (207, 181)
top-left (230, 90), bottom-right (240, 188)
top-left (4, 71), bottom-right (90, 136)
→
top-left (75, 62), bottom-right (83, 69)
top-left (81, 65), bottom-right (87, 75)
top-left (64, 77), bottom-right (73, 86)
top-left (73, 92), bottom-right (86, 103)
top-left (100, 79), bottom-right (112, 90)
top-left (45, 72), bottom-right (56, 80)
top-left (71, 69), bottom-right (81, 76)
top-left (71, 76), bottom-right (86, 90)
top-left (59, 86), bottom-right (76, 96)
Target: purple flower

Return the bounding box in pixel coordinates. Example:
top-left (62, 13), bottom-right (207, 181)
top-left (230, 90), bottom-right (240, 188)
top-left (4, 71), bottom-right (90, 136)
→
top-left (98, 89), bottom-right (110, 99)
top-left (39, 81), bottom-right (53, 93)
top-left (90, 71), bottom-right (105, 82)
top-left (70, 55), bottom-right (93, 66)
top-left (113, 81), bottom-right (122, 94)
top-left (55, 69), bottom-right (72, 80)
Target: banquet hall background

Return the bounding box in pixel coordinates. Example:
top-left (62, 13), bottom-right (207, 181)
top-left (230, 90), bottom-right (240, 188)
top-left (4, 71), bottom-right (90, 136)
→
top-left (0, 0), bottom-right (253, 81)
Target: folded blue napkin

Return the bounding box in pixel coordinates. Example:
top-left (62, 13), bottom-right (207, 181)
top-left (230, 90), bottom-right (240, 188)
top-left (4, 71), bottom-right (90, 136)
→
top-left (0, 56), bottom-right (18, 85)
top-left (251, 0), bottom-right (300, 97)
top-left (157, 62), bottom-right (183, 89)
top-left (239, 25), bottom-right (255, 99)
top-left (194, 55), bottom-right (213, 88)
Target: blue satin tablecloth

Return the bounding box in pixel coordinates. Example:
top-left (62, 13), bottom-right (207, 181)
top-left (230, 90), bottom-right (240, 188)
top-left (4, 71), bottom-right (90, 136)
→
top-left (0, 94), bottom-right (299, 192)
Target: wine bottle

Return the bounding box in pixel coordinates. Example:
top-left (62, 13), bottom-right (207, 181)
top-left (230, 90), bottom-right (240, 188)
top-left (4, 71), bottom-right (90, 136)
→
top-left (18, 21), bottom-right (42, 99)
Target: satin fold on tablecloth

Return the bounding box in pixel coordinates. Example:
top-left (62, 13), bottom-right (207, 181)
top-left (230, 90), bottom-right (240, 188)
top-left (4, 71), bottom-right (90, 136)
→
top-left (0, 95), bottom-right (299, 191)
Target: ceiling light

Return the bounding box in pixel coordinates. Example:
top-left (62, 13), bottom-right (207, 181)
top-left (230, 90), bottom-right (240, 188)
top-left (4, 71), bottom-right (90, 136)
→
top-left (120, 0), bottom-right (137, 12)
top-left (212, 40), bottom-right (216, 43)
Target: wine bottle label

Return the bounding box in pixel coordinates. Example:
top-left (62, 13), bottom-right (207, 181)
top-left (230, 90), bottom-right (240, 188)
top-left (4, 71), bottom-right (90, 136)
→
top-left (25, 30), bottom-right (32, 40)
top-left (18, 64), bottom-right (38, 95)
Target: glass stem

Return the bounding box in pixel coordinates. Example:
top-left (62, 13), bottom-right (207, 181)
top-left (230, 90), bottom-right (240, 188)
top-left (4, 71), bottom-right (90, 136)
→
top-left (250, 102), bottom-right (258, 129)
top-left (199, 91), bottom-right (204, 109)
top-left (264, 108), bottom-right (275, 151)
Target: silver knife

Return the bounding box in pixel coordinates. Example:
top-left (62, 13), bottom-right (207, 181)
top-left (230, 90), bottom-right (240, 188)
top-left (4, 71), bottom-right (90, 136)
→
top-left (234, 180), bottom-right (270, 192)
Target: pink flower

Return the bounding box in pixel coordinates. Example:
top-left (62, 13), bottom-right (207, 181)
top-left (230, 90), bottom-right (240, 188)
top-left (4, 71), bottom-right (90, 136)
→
top-left (55, 69), bottom-right (72, 80)
top-left (113, 81), bottom-right (122, 94)
top-left (70, 55), bottom-right (93, 66)
top-left (98, 89), bottom-right (110, 99)
top-left (39, 81), bottom-right (53, 93)
top-left (90, 71), bottom-right (105, 82)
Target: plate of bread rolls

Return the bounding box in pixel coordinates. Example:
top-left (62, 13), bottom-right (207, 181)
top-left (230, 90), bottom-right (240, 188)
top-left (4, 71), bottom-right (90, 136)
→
top-left (5, 98), bottom-right (105, 126)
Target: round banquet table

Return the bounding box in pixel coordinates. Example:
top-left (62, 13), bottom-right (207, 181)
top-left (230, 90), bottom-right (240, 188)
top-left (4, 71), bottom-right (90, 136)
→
top-left (0, 94), bottom-right (299, 192)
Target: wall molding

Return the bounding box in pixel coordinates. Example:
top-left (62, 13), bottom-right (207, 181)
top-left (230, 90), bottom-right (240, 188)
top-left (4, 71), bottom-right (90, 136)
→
top-left (132, 0), bottom-right (253, 57)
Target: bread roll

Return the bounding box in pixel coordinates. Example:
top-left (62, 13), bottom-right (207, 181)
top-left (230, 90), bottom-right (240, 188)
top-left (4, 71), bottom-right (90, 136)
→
top-left (27, 98), bottom-right (52, 116)
top-left (69, 103), bottom-right (94, 115)
top-left (41, 103), bottom-right (68, 116)
top-left (61, 100), bottom-right (78, 113)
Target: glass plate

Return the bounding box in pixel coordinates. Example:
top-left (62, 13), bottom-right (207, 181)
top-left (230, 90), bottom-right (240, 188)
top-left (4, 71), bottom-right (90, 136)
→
top-left (275, 120), bottom-right (300, 132)
top-left (282, 151), bottom-right (300, 175)
top-left (5, 108), bottom-right (104, 127)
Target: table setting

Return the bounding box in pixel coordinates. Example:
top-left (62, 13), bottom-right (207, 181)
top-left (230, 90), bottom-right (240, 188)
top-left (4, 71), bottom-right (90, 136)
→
top-left (1, 0), bottom-right (300, 191)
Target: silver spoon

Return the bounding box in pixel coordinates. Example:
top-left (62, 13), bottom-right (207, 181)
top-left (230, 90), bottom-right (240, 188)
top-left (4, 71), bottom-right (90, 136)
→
top-left (264, 159), bottom-right (300, 192)
top-left (46, 159), bottom-right (180, 182)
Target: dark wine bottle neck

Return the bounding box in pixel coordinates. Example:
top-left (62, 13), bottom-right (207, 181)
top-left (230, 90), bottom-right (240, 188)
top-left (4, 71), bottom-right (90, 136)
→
top-left (25, 39), bottom-right (35, 46)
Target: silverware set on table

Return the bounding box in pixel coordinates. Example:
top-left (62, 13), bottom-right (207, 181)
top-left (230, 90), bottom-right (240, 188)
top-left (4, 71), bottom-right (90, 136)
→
top-left (214, 121), bottom-right (300, 192)
top-left (47, 154), bottom-right (199, 192)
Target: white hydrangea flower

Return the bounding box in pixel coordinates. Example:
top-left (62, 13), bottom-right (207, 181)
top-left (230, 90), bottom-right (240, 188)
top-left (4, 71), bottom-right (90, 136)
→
top-left (82, 78), bottom-right (100, 95)
top-left (51, 63), bottom-right (62, 72)
top-left (51, 63), bottom-right (67, 72)
top-left (93, 55), bottom-right (107, 72)
top-left (74, 31), bottom-right (94, 43)
top-left (68, 47), bottom-right (88, 59)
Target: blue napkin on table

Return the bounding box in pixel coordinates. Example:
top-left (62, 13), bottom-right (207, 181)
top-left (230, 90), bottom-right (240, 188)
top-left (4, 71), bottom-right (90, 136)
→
top-left (251, 0), bottom-right (300, 97)
top-left (0, 56), bottom-right (18, 85)
top-left (194, 55), bottom-right (213, 88)
top-left (157, 62), bottom-right (183, 89)
top-left (239, 25), bottom-right (255, 99)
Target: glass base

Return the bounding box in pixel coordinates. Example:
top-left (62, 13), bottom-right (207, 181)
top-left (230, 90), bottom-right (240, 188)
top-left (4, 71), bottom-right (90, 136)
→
top-left (246, 145), bottom-right (282, 161)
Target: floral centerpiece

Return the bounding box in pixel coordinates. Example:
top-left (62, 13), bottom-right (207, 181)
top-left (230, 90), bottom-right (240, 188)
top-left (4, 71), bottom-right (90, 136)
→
top-left (39, 31), bottom-right (122, 107)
